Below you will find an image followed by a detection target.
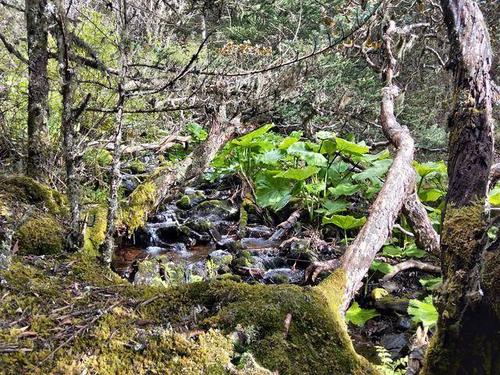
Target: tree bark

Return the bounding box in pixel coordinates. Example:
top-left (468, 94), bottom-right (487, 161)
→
top-left (54, 0), bottom-right (83, 252)
top-left (422, 1), bottom-right (499, 373)
top-left (306, 21), bottom-right (418, 313)
top-left (100, 0), bottom-right (128, 266)
top-left (403, 193), bottom-right (440, 255)
top-left (25, 0), bottom-right (49, 181)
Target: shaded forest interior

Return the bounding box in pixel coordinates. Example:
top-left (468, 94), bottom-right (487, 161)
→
top-left (0, 0), bottom-right (498, 374)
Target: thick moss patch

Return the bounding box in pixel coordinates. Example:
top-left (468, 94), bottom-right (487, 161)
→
top-left (0, 255), bottom-right (375, 374)
top-left (0, 175), bottom-right (68, 255)
top-left (16, 213), bottom-right (64, 255)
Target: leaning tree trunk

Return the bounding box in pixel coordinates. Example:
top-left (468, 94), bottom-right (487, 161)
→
top-left (422, 1), bottom-right (499, 374)
top-left (25, 0), bottom-right (50, 182)
top-left (306, 21), bottom-right (421, 313)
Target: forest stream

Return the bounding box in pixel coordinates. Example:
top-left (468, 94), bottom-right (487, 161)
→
top-left (112, 175), bottom-right (438, 364)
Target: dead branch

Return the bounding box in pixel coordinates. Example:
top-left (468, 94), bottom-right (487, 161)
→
top-left (381, 260), bottom-right (440, 282)
top-left (403, 193), bottom-right (440, 255)
top-left (490, 163), bottom-right (500, 188)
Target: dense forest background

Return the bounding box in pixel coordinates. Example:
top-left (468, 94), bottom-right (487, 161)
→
top-left (0, 0), bottom-right (498, 374)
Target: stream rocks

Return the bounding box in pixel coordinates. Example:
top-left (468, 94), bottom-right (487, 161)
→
top-left (114, 181), bottom-right (318, 288)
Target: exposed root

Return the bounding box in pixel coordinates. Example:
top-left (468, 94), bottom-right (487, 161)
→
top-left (381, 260), bottom-right (440, 282)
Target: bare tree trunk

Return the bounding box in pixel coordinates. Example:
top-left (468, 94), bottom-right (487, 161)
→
top-left (54, 0), bottom-right (84, 252)
top-left (306, 21), bottom-right (418, 313)
top-left (423, 1), bottom-right (499, 373)
top-left (100, 0), bottom-right (128, 266)
top-left (25, 0), bottom-right (49, 181)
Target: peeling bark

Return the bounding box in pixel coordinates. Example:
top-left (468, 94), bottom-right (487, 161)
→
top-left (307, 21), bottom-right (418, 313)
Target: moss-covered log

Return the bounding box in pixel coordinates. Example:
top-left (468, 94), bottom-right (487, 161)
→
top-left (121, 109), bottom-right (249, 233)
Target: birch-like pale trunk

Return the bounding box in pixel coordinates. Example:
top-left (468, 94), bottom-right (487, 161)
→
top-left (100, 0), bottom-right (129, 266)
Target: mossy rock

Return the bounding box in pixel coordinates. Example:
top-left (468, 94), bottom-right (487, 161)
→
top-left (0, 175), bottom-right (68, 216)
top-left (176, 194), bottom-right (192, 209)
top-left (129, 160), bottom-right (146, 174)
top-left (15, 213), bottom-right (64, 255)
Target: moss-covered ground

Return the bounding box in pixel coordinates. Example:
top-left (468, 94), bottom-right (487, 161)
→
top-left (0, 254), bottom-right (375, 374)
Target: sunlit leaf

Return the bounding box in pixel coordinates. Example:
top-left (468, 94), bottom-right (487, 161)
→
top-left (329, 183), bottom-right (360, 197)
top-left (255, 171), bottom-right (292, 211)
top-left (335, 137), bottom-right (370, 155)
top-left (322, 214), bottom-right (366, 229)
top-left (233, 124), bottom-right (274, 147)
top-left (346, 302), bottom-right (379, 327)
top-left (287, 142), bottom-right (328, 166)
top-left (370, 260), bottom-right (393, 274)
top-left (419, 188), bottom-right (444, 203)
top-left (408, 296), bottom-right (438, 327)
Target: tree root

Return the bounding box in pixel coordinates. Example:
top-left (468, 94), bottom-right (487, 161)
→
top-left (381, 260), bottom-right (440, 282)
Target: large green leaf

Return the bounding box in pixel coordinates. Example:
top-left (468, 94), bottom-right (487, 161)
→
top-left (275, 166), bottom-right (320, 181)
top-left (353, 159), bottom-right (392, 182)
top-left (382, 244), bottom-right (426, 259)
top-left (408, 296), bottom-right (438, 327)
top-left (370, 260), bottom-right (393, 274)
top-left (322, 214), bottom-right (366, 229)
top-left (320, 199), bottom-right (349, 214)
top-left (257, 150), bottom-right (283, 165)
top-left (335, 137), bottom-right (369, 155)
top-left (419, 188), bottom-right (444, 203)
top-left (279, 135), bottom-right (300, 150)
top-left (346, 302), bottom-right (379, 327)
top-left (328, 182), bottom-right (360, 197)
top-left (319, 139), bottom-right (336, 155)
top-left (287, 142), bottom-right (328, 166)
top-left (488, 185), bottom-right (500, 206)
top-left (233, 124), bottom-right (274, 147)
top-left (419, 277), bottom-right (442, 291)
top-left (413, 161), bottom-right (447, 178)
top-left (255, 172), bottom-right (292, 211)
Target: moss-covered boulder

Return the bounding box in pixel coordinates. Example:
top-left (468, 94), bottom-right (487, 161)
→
top-left (0, 256), bottom-right (375, 374)
top-left (16, 213), bottom-right (64, 255)
top-left (0, 175), bottom-right (68, 256)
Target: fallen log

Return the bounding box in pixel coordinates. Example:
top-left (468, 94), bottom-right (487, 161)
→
top-left (403, 193), bottom-right (440, 255)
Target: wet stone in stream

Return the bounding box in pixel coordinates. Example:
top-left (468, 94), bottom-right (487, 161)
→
top-left (112, 184), bottom-right (311, 287)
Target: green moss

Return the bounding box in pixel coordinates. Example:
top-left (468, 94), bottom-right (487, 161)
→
top-left (129, 160), bottom-right (146, 174)
top-left (239, 206), bottom-right (248, 238)
top-left (0, 255), bottom-right (374, 374)
top-left (0, 175), bottom-right (68, 216)
top-left (176, 195), bottom-right (191, 209)
top-left (83, 205), bottom-right (108, 256)
top-left (15, 213), bottom-right (64, 255)
top-left (120, 182), bottom-right (156, 232)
